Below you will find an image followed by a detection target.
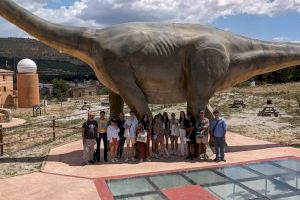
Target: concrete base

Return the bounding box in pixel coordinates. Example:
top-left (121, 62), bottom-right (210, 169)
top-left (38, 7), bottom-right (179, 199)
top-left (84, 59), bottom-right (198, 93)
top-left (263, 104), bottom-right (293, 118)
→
top-left (0, 132), bottom-right (300, 200)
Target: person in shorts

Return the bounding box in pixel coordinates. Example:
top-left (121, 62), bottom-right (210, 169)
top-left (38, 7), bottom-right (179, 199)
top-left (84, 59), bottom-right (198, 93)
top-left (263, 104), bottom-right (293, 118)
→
top-left (169, 113), bottom-right (179, 155)
top-left (196, 111), bottom-right (210, 160)
top-left (107, 118), bottom-right (120, 162)
top-left (124, 111), bottom-right (138, 161)
top-left (81, 113), bottom-right (97, 165)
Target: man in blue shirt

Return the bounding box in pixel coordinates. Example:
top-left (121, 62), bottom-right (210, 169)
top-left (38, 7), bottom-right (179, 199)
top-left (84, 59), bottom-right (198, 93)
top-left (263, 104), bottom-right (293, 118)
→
top-left (210, 110), bottom-right (227, 162)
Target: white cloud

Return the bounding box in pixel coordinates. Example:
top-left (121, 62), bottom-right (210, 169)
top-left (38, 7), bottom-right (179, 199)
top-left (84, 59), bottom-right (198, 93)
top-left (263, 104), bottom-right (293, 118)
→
top-left (0, 0), bottom-right (300, 37)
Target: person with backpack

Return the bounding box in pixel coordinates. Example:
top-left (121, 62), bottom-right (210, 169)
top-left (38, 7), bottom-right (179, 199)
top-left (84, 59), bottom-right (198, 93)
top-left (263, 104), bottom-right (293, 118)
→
top-left (81, 113), bottom-right (97, 165)
top-left (210, 110), bottom-right (227, 162)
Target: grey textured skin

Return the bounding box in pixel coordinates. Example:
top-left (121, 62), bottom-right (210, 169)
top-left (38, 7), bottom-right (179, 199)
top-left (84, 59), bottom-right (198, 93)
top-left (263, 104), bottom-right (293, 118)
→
top-left (1, 0), bottom-right (300, 120)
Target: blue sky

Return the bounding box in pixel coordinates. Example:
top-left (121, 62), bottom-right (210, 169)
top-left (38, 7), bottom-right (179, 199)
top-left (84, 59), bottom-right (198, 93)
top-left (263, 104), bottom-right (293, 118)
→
top-left (47, 0), bottom-right (76, 9)
top-left (212, 12), bottom-right (300, 41)
top-left (0, 0), bottom-right (299, 42)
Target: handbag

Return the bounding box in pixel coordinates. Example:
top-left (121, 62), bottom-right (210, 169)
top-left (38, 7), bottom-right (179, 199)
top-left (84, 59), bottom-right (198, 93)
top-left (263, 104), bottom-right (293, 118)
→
top-left (136, 131), bottom-right (147, 143)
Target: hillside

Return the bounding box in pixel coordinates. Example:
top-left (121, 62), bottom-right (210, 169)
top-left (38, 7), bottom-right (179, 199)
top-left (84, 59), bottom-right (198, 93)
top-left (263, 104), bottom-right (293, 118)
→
top-left (0, 38), bottom-right (94, 81)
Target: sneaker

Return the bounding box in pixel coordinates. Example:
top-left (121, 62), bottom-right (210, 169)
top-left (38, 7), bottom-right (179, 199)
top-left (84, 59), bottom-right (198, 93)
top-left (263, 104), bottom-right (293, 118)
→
top-left (213, 158), bottom-right (220, 162)
top-left (146, 158), bottom-right (151, 162)
top-left (204, 154), bottom-right (209, 160)
top-left (155, 154), bottom-right (159, 159)
top-left (111, 159), bottom-right (116, 163)
top-left (125, 158), bottom-right (129, 162)
top-left (131, 157), bottom-right (136, 161)
top-left (81, 162), bottom-right (87, 166)
top-left (186, 154), bottom-right (191, 159)
top-left (199, 155), bottom-right (204, 160)
top-left (221, 158), bottom-right (226, 162)
top-left (114, 158), bottom-right (119, 162)
top-left (139, 159), bottom-right (144, 163)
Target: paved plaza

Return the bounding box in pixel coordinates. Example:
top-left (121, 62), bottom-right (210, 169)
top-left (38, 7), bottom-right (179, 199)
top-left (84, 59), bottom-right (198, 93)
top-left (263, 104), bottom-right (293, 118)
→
top-left (1, 132), bottom-right (299, 200)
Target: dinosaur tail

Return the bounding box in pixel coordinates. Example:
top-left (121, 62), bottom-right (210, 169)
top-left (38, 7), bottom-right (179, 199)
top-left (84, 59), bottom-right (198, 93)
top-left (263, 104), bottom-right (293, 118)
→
top-left (0, 0), bottom-right (91, 59)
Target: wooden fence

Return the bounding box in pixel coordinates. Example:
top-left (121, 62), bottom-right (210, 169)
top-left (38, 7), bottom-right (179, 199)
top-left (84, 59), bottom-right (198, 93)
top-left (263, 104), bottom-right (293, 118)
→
top-left (0, 109), bottom-right (102, 156)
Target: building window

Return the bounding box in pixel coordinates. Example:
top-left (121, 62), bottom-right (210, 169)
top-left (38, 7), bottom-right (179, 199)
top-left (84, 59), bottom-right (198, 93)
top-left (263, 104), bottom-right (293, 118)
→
top-left (78, 92), bottom-right (82, 97)
top-left (89, 92), bottom-right (93, 96)
top-left (3, 87), bottom-right (6, 92)
top-left (2, 75), bottom-right (6, 80)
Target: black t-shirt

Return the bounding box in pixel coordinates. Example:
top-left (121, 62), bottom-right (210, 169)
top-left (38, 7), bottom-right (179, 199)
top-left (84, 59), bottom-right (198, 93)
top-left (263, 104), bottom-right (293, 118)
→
top-left (185, 118), bottom-right (196, 141)
top-left (82, 120), bottom-right (98, 139)
top-left (117, 119), bottom-right (125, 137)
top-left (141, 120), bottom-right (150, 131)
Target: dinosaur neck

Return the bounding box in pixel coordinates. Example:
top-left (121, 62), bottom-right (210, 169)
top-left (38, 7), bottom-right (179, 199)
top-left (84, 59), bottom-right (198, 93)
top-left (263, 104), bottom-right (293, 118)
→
top-left (224, 40), bottom-right (300, 88)
top-left (0, 0), bottom-right (93, 64)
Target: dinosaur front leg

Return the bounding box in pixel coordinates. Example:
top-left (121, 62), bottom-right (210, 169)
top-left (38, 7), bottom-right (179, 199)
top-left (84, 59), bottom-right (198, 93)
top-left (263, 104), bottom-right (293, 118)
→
top-left (109, 91), bottom-right (124, 118)
top-left (104, 59), bottom-right (152, 120)
top-left (186, 43), bottom-right (230, 121)
top-left (118, 84), bottom-right (152, 120)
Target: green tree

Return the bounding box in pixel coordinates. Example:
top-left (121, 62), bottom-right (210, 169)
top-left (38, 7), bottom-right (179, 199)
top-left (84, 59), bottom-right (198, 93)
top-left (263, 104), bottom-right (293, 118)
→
top-left (52, 79), bottom-right (69, 104)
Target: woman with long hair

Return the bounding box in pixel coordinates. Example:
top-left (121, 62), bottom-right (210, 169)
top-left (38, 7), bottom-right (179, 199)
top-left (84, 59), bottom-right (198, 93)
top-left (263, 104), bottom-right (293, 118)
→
top-left (185, 112), bottom-right (196, 160)
top-left (169, 113), bottom-right (179, 155)
top-left (162, 112), bottom-right (170, 152)
top-left (107, 118), bottom-right (120, 162)
top-left (141, 114), bottom-right (151, 161)
top-left (179, 111), bottom-right (187, 156)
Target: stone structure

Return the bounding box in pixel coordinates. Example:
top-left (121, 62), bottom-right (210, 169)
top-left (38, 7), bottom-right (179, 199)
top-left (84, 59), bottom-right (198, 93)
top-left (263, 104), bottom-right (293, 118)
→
top-left (17, 58), bottom-right (40, 108)
top-left (69, 85), bottom-right (97, 98)
top-left (0, 69), bottom-right (17, 108)
top-left (1, 0), bottom-right (299, 119)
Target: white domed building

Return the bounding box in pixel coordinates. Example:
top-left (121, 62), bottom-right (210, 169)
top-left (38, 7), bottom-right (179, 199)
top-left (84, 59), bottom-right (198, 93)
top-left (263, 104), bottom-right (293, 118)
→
top-left (17, 58), bottom-right (40, 108)
top-left (17, 58), bottom-right (37, 74)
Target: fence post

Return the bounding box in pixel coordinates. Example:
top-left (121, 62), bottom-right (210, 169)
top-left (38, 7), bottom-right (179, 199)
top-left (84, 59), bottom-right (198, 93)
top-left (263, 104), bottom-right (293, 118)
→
top-left (0, 125), bottom-right (3, 156)
top-left (52, 116), bottom-right (56, 140)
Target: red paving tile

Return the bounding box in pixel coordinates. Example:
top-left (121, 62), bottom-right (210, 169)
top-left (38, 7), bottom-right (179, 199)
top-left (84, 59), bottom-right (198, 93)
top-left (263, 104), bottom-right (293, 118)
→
top-left (162, 185), bottom-right (218, 200)
top-left (1, 132), bottom-right (300, 200)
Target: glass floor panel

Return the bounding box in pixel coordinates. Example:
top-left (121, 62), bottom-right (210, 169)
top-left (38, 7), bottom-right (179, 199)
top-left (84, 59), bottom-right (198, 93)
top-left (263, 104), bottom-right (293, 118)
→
top-left (104, 158), bottom-right (300, 199)
top-left (274, 173), bottom-right (300, 189)
top-left (273, 159), bottom-right (300, 172)
top-left (246, 162), bottom-right (288, 176)
top-left (204, 183), bottom-right (259, 200)
top-left (274, 194), bottom-right (300, 200)
top-left (149, 174), bottom-right (192, 189)
top-left (107, 177), bottom-right (156, 196)
top-left (216, 166), bottom-right (259, 180)
top-left (241, 178), bottom-right (294, 197)
top-left (184, 170), bottom-right (227, 185)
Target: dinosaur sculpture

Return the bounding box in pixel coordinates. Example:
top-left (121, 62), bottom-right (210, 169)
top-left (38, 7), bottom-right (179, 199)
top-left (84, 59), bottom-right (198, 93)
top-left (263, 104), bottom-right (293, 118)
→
top-left (1, 0), bottom-right (299, 120)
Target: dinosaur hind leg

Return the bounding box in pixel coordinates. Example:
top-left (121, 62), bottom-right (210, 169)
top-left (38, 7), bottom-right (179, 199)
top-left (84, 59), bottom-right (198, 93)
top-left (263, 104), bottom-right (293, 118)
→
top-left (109, 91), bottom-right (124, 119)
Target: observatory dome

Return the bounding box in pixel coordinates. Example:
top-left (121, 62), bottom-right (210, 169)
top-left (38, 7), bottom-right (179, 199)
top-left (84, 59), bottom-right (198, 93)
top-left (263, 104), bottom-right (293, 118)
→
top-left (17, 58), bottom-right (37, 73)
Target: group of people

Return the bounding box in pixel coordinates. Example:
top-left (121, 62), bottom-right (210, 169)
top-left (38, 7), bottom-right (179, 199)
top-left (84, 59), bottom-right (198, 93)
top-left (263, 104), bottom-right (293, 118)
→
top-left (81, 109), bottom-right (227, 165)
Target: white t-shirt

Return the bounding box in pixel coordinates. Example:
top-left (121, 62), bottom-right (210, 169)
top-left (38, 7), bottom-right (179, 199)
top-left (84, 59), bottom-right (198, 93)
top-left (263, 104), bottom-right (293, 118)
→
top-left (107, 125), bottom-right (120, 141)
top-left (124, 117), bottom-right (138, 138)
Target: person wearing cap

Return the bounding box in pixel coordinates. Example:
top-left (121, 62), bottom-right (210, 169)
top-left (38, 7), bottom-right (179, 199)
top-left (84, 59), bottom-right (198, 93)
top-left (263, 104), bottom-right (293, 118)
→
top-left (107, 118), bottom-right (120, 162)
top-left (210, 110), bottom-right (227, 162)
top-left (81, 113), bottom-right (98, 165)
top-left (195, 111), bottom-right (210, 160)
